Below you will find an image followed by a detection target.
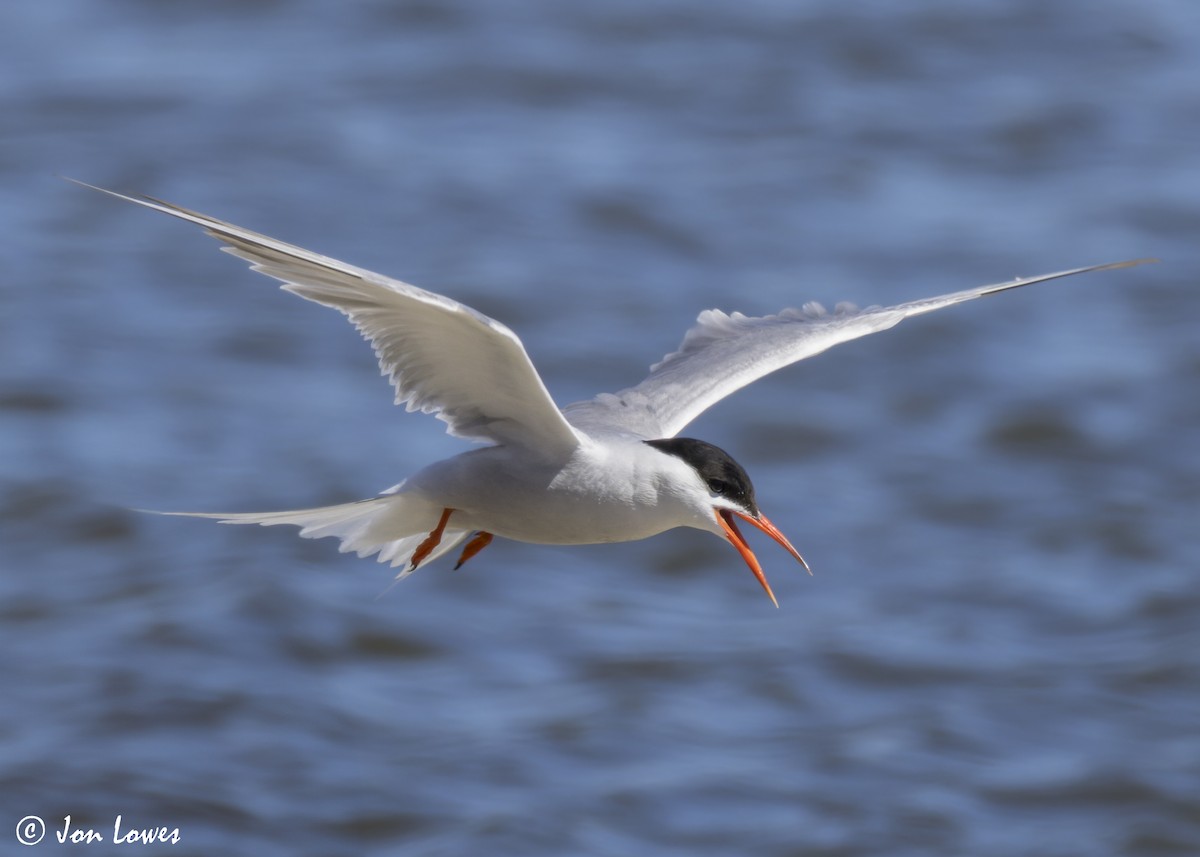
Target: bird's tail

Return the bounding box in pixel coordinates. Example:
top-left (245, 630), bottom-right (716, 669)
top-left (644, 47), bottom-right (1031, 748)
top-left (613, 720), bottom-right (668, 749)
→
top-left (152, 494), bottom-right (469, 577)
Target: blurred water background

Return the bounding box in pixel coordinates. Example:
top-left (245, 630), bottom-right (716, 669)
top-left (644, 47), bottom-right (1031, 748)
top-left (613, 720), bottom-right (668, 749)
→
top-left (2, 2), bottom-right (1199, 855)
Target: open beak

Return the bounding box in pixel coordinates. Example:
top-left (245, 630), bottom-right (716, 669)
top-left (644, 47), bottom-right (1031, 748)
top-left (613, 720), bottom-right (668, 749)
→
top-left (716, 509), bottom-right (812, 608)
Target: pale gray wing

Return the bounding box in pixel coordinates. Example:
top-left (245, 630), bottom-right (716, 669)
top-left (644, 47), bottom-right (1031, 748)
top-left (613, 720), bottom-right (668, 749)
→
top-left (75, 180), bottom-right (583, 457)
top-left (564, 259), bottom-right (1151, 440)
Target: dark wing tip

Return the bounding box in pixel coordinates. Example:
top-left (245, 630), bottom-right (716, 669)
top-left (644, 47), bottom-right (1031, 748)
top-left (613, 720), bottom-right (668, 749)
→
top-left (1098, 257), bottom-right (1159, 271)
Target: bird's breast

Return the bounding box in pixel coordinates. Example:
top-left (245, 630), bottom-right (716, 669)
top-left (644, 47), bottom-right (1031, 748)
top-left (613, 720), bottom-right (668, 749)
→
top-left (412, 442), bottom-right (695, 546)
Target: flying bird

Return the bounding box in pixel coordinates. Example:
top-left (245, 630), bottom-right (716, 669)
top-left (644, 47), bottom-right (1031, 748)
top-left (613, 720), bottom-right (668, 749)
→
top-left (73, 180), bottom-right (1149, 606)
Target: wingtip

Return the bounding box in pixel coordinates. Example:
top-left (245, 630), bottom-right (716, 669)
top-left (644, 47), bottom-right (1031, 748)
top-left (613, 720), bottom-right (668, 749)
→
top-left (62, 176), bottom-right (148, 206)
top-left (61, 175), bottom-right (108, 193)
top-left (1100, 257), bottom-right (1159, 272)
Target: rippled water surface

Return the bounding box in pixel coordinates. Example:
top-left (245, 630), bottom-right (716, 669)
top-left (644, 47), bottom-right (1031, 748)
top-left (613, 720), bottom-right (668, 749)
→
top-left (3, 2), bottom-right (1199, 855)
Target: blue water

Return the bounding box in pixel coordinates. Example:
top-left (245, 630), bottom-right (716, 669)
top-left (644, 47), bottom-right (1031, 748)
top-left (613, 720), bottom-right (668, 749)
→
top-left (3, 2), bottom-right (1198, 855)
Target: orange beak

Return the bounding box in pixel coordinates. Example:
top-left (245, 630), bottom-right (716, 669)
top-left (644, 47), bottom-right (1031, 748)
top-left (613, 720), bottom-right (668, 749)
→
top-left (716, 508), bottom-right (812, 608)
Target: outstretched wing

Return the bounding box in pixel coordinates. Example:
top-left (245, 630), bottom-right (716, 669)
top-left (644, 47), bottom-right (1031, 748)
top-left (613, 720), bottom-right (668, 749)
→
top-left (75, 180), bottom-right (583, 457)
top-left (564, 259), bottom-right (1152, 439)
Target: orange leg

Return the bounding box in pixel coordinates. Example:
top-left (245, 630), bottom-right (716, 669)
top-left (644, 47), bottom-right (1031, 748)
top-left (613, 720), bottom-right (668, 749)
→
top-left (410, 507), bottom-right (454, 570)
top-left (454, 532), bottom-right (494, 570)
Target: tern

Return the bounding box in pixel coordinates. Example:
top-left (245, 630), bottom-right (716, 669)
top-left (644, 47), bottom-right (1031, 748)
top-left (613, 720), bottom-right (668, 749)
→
top-left (74, 180), bottom-right (1149, 605)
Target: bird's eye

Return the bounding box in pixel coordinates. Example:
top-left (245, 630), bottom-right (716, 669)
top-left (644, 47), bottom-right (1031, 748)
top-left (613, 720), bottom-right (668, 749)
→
top-left (707, 478), bottom-right (728, 495)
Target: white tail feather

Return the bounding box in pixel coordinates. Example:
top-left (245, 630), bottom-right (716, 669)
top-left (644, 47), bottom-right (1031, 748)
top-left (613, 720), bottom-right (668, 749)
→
top-left (152, 494), bottom-right (462, 576)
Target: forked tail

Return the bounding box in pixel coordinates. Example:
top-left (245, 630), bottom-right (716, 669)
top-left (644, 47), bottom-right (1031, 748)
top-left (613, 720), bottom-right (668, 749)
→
top-left (151, 495), bottom-right (469, 577)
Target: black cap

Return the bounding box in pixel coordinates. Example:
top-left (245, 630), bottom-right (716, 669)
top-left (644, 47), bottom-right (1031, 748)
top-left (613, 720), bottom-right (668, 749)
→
top-left (644, 437), bottom-right (758, 516)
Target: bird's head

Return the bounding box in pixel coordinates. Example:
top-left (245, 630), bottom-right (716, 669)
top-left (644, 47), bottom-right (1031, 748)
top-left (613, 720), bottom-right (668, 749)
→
top-left (644, 437), bottom-right (811, 607)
